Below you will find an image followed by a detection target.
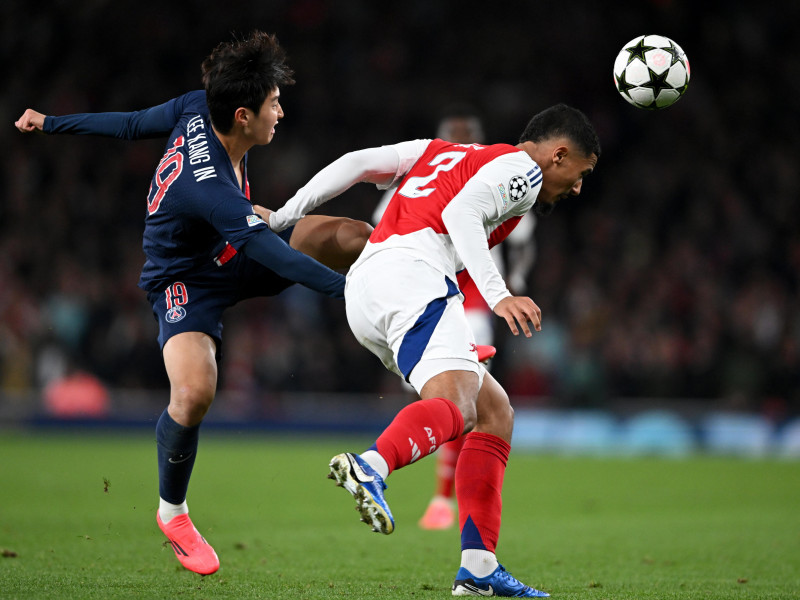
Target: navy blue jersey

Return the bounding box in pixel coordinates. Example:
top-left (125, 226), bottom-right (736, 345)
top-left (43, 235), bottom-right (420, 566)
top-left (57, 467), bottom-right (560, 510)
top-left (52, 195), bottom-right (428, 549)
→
top-left (44, 91), bottom-right (344, 298)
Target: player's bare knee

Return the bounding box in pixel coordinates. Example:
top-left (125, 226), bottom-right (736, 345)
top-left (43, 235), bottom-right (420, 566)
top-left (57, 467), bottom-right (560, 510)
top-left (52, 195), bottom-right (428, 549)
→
top-left (169, 383), bottom-right (215, 426)
top-left (474, 374), bottom-right (515, 438)
top-left (338, 219), bottom-right (372, 258)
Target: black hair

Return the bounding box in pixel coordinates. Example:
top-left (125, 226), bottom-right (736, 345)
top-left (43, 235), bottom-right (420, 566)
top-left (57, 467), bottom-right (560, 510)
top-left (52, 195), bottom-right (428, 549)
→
top-left (201, 31), bottom-right (296, 133)
top-left (518, 103), bottom-right (601, 158)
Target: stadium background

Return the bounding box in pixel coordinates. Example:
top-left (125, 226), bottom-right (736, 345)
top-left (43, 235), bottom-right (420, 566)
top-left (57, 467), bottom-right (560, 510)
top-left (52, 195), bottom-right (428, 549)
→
top-left (1, 1), bottom-right (799, 452)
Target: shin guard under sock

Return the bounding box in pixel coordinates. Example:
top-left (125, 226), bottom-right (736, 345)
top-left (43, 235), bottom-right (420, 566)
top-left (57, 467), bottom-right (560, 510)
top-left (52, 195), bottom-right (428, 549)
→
top-left (456, 431), bottom-right (510, 553)
top-left (156, 409), bottom-right (200, 505)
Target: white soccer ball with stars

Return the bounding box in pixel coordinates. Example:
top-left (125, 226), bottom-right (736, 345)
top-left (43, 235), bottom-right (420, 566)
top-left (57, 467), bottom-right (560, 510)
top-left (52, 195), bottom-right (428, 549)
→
top-left (613, 34), bottom-right (690, 110)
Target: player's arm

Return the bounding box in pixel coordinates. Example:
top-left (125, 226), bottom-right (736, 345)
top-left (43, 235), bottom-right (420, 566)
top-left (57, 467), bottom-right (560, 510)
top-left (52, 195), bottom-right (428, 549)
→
top-left (208, 190), bottom-right (345, 299)
top-left (269, 140), bottom-right (430, 232)
top-left (15, 91), bottom-right (203, 140)
top-left (240, 229), bottom-right (345, 299)
top-left (442, 174), bottom-right (541, 337)
top-left (15, 109), bottom-right (46, 132)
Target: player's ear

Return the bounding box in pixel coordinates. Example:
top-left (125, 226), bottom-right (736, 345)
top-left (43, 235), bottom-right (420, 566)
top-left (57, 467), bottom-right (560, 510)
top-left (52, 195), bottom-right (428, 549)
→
top-left (553, 146), bottom-right (569, 165)
top-left (233, 106), bottom-right (249, 128)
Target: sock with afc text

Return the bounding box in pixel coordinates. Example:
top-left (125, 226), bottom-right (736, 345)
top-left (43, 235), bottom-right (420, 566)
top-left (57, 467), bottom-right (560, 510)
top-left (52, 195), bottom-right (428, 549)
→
top-left (372, 397), bottom-right (464, 475)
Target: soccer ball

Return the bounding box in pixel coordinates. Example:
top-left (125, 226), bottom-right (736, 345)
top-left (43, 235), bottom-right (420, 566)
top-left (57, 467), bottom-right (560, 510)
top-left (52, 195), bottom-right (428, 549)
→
top-left (613, 34), bottom-right (690, 110)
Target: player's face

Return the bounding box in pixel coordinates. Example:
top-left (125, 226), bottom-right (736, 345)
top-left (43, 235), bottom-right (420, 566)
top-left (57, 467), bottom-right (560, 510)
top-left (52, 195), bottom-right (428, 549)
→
top-left (250, 88), bottom-right (284, 145)
top-left (538, 147), bottom-right (597, 210)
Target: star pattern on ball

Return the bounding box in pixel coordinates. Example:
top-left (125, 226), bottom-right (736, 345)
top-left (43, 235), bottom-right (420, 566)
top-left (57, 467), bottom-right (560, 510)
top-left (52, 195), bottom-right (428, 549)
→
top-left (641, 68), bottom-right (672, 106)
top-left (624, 38), bottom-right (656, 65)
top-left (662, 40), bottom-right (684, 66)
top-left (615, 69), bottom-right (637, 99)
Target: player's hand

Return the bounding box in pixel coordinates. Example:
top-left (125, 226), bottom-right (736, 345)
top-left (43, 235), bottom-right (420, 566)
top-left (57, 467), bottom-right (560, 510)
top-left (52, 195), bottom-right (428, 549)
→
top-left (15, 109), bottom-right (46, 133)
top-left (493, 296), bottom-right (542, 337)
top-left (252, 205), bottom-right (272, 223)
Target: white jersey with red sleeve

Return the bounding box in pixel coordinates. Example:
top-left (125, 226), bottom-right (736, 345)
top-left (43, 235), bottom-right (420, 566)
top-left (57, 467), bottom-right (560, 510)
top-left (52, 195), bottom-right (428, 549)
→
top-left (352, 139), bottom-right (542, 310)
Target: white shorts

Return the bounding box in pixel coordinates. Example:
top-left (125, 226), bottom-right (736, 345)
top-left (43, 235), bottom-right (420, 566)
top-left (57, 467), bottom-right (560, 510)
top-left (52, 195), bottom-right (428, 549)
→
top-left (465, 307), bottom-right (494, 347)
top-left (345, 253), bottom-right (485, 393)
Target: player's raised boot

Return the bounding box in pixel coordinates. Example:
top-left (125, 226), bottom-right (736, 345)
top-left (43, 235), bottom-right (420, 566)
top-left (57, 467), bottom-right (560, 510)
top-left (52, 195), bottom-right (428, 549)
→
top-left (418, 495), bottom-right (456, 530)
top-left (157, 512), bottom-right (219, 575)
top-left (328, 452), bottom-right (395, 534)
top-left (452, 564), bottom-right (550, 597)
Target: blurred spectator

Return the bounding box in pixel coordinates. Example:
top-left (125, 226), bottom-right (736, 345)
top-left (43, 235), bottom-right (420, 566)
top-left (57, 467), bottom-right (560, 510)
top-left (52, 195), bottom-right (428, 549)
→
top-left (43, 359), bottom-right (110, 419)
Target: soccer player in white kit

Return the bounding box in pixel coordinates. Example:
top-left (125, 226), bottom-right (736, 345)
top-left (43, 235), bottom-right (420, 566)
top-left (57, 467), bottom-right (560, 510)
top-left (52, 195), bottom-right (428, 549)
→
top-left (372, 109), bottom-right (537, 531)
top-left (268, 104), bottom-right (600, 597)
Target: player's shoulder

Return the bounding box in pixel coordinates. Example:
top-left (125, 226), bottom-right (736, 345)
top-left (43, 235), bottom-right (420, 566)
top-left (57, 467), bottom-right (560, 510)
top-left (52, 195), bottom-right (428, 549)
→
top-left (468, 146), bottom-right (541, 209)
top-left (178, 90), bottom-right (208, 109)
top-left (165, 90), bottom-right (209, 124)
top-left (483, 143), bottom-right (535, 165)
top-left (485, 145), bottom-right (540, 182)
top-left (390, 138), bottom-right (433, 162)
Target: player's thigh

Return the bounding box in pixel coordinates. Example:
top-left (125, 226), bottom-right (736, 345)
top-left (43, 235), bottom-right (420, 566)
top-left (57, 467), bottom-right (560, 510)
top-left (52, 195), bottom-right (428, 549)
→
top-left (473, 371), bottom-right (514, 441)
top-left (406, 296), bottom-right (483, 398)
top-left (162, 331), bottom-right (218, 400)
top-left (419, 369), bottom-right (481, 432)
top-left (289, 215), bottom-right (372, 269)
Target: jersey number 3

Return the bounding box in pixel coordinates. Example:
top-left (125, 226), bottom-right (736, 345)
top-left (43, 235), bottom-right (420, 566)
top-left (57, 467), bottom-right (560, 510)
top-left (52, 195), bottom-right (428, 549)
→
top-left (398, 151), bottom-right (466, 199)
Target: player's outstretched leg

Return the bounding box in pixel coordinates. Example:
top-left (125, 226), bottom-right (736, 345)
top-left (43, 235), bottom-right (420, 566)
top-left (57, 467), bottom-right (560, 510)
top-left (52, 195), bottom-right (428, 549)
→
top-left (328, 453), bottom-right (395, 534)
top-left (157, 512), bottom-right (219, 575)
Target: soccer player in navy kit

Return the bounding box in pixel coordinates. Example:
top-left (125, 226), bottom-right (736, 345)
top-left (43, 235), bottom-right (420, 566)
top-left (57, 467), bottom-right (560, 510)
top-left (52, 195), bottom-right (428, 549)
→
top-left (16, 31), bottom-right (371, 575)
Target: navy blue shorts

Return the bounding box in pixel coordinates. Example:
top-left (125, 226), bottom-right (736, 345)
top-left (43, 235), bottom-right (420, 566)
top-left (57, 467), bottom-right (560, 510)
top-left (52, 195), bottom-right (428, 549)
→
top-left (146, 227), bottom-right (296, 352)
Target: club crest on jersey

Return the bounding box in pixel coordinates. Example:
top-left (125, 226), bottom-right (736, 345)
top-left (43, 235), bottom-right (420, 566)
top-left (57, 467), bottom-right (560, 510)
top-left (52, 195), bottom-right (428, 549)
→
top-left (246, 214), bottom-right (263, 227)
top-left (508, 176), bottom-right (529, 202)
top-left (165, 306), bottom-right (186, 323)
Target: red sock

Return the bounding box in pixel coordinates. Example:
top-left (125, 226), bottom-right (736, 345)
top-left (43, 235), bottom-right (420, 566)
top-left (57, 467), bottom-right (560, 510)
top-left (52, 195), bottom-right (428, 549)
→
top-left (435, 436), bottom-right (466, 498)
top-left (374, 397), bottom-right (464, 474)
top-left (455, 431), bottom-right (510, 553)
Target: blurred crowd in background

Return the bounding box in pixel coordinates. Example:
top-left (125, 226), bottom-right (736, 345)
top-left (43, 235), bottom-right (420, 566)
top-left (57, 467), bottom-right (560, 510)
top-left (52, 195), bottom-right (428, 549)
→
top-left (1, 0), bottom-right (799, 420)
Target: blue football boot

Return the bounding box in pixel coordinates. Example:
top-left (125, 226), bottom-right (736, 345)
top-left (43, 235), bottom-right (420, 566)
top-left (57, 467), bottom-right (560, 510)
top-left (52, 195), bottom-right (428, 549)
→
top-left (452, 564), bottom-right (550, 597)
top-left (328, 452), bottom-right (395, 534)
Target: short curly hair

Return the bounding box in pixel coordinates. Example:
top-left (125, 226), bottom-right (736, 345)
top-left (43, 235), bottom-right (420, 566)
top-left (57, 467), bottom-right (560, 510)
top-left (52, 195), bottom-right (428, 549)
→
top-left (519, 104), bottom-right (601, 158)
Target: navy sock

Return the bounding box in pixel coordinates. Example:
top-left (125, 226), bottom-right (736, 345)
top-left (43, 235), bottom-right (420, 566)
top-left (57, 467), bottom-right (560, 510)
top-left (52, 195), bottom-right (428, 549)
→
top-left (156, 409), bottom-right (200, 504)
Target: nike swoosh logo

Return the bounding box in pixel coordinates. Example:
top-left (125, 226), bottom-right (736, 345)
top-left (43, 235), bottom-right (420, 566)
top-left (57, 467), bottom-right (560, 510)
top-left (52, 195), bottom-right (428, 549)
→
top-left (462, 583), bottom-right (494, 596)
top-left (349, 456), bottom-right (375, 482)
top-left (168, 453), bottom-right (193, 464)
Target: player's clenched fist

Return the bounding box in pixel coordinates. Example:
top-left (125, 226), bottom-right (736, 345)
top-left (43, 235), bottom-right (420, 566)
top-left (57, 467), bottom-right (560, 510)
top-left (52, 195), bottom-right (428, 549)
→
top-left (15, 109), bottom-right (46, 133)
top-left (493, 295), bottom-right (542, 337)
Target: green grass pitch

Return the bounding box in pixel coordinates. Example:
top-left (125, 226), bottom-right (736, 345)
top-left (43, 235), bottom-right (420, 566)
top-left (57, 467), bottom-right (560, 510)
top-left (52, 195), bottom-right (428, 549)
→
top-left (0, 430), bottom-right (798, 599)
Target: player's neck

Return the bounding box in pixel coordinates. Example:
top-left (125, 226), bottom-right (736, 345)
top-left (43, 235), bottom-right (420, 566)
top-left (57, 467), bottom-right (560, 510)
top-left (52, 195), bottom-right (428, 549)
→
top-left (213, 125), bottom-right (250, 174)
